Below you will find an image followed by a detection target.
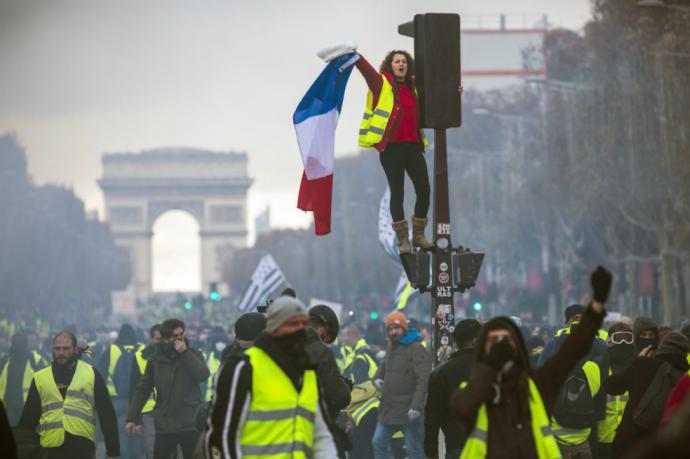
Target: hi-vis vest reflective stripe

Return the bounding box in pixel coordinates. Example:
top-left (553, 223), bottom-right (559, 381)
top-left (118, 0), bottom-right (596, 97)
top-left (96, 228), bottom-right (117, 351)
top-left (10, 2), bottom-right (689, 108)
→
top-left (240, 346), bottom-right (318, 458)
top-left (0, 351), bottom-right (43, 402)
top-left (358, 76), bottom-right (428, 148)
top-left (134, 349), bottom-right (156, 413)
top-left (106, 344), bottom-right (141, 396)
top-left (332, 340), bottom-right (352, 373)
top-left (346, 339), bottom-right (378, 380)
top-left (556, 325), bottom-right (608, 341)
top-left (34, 360), bottom-right (96, 447)
top-left (551, 360), bottom-right (601, 446)
top-left (460, 378), bottom-right (562, 459)
top-left (597, 368), bottom-right (628, 444)
top-left (352, 396), bottom-right (380, 426)
top-left (205, 352), bottom-right (222, 402)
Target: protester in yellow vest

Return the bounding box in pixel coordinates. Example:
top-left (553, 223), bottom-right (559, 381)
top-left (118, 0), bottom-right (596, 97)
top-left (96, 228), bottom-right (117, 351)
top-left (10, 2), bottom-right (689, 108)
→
top-left (130, 323), bottom-right (162, 459)
top-left (96, 323), bottom-right (141, 458)
top-left (0, 333), bottom-right (47, 424)
top-left (353, 48), bottom-right (462, 254)
top-left (454, 266), bottom-right (612, 459)
top-left (205, 296), bottom-right (339, 458)
top-left (341, 322), bottom-right (378, 384)
top-left (597, 322), bottom-right (634, 459)
top-left (17, 331), bottom-right (119, 458)
top-left (203, 327), bottom-right (229, 402)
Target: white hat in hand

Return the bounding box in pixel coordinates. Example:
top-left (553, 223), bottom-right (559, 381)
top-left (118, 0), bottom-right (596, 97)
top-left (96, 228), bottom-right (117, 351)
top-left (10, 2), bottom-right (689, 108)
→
top-left (317, 40), bottom-right (358, 62)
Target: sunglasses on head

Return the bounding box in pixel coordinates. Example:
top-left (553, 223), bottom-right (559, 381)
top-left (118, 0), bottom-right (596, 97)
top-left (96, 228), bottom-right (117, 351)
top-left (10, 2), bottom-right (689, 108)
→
top-left (609, 331), bottom-right (634, 345)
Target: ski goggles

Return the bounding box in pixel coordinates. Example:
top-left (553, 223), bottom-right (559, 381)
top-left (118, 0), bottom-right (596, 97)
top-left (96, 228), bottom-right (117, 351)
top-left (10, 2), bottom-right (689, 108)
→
top-left (609, 331), bottom-right (634, 345)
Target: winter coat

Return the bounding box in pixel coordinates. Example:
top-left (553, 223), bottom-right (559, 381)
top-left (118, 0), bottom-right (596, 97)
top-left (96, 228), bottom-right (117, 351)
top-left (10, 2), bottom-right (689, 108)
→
top-left (454, 306), bottom-right (605, 459)
top-left (126, 342), bottom-right (209, 434)
top-left (374, 329), bottom-right (431, 425)
top-left (305, 329), bottom-right (351, 418)
top-left (607, 354), bottom-right (689, 458)
top-left (424, 348), bottom-right (475, 457)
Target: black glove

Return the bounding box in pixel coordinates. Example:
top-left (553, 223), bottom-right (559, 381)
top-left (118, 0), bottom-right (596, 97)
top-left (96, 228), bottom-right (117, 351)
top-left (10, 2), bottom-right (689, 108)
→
top-left (484, 339), bottom-right (515, 373)
top-left (590, 265), bottom-right (613, 304)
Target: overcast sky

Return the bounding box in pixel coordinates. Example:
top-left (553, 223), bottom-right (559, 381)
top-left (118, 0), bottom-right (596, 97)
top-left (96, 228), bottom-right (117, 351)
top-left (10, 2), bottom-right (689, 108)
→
top-left (0, 0), bottom-right (591, 288)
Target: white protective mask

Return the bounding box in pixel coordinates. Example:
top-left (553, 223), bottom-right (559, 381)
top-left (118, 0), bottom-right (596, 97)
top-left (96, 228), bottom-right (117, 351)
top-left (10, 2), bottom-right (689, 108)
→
top-left (215, 342), bottom-right (227, 352)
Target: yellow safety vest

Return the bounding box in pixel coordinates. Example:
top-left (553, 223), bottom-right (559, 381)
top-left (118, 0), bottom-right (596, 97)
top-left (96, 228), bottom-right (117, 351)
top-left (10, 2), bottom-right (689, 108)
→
top-left (134, 348), bottom-right (156, 413)
top-left (352, 396), bottom-right (380, 426)
top-left (0, 351), bottom-right (44, 402)
top-left (240, 346), bottom-right (318, 458)
top-left (205, 352), bottom-right (222, 402)
top-left (551, 360), bottom-right (601, 446)
top-left (106, 344), bottom-right (141, 396)
top-left (555, 325), bottom-right (608, 341)
top-left (335, 341), bottom-right (353, 373)
top-left (460, 378), bottom-right (561, 458)
top-left (34, 360), bottom-right (96, 447)
top-left (597, 376), bottom-right (628, 444)
top-left (345, 339), bottom-right (378, 381)
top-left (358, 76), bottom-right (428, 148)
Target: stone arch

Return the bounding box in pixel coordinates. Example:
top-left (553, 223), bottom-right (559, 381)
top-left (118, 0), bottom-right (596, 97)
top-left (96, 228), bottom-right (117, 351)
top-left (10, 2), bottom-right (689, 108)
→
top-left (99, 147), bottom-right (252, 299)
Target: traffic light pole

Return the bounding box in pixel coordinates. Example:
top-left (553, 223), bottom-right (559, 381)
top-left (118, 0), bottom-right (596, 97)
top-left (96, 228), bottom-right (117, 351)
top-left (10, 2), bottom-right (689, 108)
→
top-left (399, 13), bottom-right (484, 365)
top-left (430, 128), bottom-right (456, 363)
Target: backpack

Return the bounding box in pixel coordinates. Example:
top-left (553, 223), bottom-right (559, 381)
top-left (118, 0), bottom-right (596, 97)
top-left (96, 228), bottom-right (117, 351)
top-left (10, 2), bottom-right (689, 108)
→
top-left (632, 362), bottom-right (683, 430)
top-left (112, 345), bottom-right (137, 397)
top-left (553, 364), bottom-right (596, 429)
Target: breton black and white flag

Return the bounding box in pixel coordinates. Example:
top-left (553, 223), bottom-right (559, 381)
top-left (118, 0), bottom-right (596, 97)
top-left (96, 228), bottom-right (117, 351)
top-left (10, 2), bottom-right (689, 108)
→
top-left (378, 187), bottom-right (401, 264)
top-left (393, 269), bottom-right (418, 310)
top-left (236, 254), bottom-right (287, 313)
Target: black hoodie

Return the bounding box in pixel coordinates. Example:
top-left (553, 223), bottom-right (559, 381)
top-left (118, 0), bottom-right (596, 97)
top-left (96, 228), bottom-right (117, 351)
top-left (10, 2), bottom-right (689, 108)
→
top-left (454, 305), bottom-right (605, 459)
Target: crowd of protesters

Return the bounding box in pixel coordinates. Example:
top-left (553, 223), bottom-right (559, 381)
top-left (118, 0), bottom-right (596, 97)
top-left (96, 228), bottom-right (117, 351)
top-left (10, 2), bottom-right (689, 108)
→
top-left (2, 267), bottom-right (690, 458)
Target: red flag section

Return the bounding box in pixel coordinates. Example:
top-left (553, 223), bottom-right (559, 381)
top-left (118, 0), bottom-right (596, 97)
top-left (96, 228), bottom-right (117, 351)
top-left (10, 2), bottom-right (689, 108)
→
top-left (297, 172), bottom-right (333, 236)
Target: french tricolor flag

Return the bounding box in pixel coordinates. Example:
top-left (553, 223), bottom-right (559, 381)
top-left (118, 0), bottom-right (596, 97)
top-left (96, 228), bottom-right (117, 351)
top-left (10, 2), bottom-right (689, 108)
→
top-left (294, 52), bottom-right (359, 235)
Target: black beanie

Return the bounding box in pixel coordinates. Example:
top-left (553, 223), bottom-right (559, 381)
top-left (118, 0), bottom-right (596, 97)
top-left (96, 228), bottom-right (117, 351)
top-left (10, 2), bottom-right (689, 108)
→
top-left (564, 304), bottom-right (585, 323)
top-left (235, 313), bottom-right (266, 341)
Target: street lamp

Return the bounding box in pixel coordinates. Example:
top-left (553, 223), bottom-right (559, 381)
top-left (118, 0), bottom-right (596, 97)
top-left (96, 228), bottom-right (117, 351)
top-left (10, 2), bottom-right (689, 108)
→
top-left (638, 0), bottom-right (690, 12)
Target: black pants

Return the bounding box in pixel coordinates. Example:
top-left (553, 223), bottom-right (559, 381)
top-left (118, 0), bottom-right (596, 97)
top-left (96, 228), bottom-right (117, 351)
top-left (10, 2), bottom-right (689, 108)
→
top-left (153, 430), bottom-right (198, 459)
top-left (352, 408), bottom-right (377, 459)
top-left (379, 142), bottom-right (430, 221)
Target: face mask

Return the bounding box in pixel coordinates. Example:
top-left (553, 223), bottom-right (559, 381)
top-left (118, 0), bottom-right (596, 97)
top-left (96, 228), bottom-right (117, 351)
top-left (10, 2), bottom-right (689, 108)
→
top-left (215, 342), bottom-right (227, 353)
top-left (273, 329), bottom-right (307, 356)
top-left (636, 337), bottom-right (657, 352)
top-left (609, 342), bottom-right (635, 365)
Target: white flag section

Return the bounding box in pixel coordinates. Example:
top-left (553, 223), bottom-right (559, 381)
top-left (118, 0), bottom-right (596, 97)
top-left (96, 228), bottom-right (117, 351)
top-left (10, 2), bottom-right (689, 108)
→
top-left (236, 255), bottom-right (287, 313)
top-left (378, 188), bottom-right (400, 263)
top-left (394, 270), bottom-right (418, 310)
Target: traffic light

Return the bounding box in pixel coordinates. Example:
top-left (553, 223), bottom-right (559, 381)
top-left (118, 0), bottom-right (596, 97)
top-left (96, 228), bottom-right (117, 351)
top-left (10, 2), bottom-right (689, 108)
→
top-left (398, 13), bottom-right (461, 128)
top-left (473, 302), bottom-right (483, 312)
top-left (209, 282), bottom-right (220, 301)
top-left (184, 301), bottom-right (192, 311)
top-left (370, 312), bottom-right (379, 320)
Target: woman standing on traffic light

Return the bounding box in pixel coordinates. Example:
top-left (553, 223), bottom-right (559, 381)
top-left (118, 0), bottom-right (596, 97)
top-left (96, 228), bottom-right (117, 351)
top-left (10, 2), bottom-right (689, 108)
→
top-left (355, 51), bottom-right (429, 255)
top-left (355, 50), bottom-right (462, 254)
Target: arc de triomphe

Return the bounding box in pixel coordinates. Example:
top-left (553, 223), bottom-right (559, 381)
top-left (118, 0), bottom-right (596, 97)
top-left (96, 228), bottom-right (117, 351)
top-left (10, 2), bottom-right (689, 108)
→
top-left (99, 148), bottom-right (252, 298)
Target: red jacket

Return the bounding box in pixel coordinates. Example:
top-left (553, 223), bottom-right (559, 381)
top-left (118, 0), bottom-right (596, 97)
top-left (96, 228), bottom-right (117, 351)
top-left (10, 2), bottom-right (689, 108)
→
top-left (354, 54), bottom-right (425, 152)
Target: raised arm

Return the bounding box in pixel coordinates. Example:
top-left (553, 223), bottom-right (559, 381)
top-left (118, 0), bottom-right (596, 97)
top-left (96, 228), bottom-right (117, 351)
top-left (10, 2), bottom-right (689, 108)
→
top-left (354, 53), bottom-right (383, 96)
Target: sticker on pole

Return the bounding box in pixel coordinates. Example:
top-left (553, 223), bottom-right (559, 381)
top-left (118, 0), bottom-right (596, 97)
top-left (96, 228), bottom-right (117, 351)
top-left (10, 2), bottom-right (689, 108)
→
top-left (436, 286), bottom-right (452, 298)
top-left (439, 272), bottom-right (449, 284)
top-left (437, 223), bottom-right (451, 235)
top-left (440, 262), bottom-right (448, 272)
